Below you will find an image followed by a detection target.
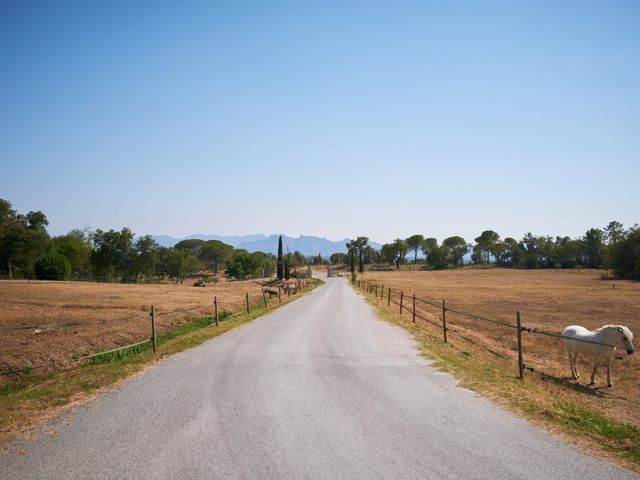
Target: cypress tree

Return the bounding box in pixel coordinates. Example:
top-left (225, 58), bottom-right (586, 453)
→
top-left (277, 235), bottom-right (284, 280)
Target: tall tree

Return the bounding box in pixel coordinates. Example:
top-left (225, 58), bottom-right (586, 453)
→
top-left (382, 239), bottom-right (409, 269)
top-left (604, 221), bottom-right (625, 244)
top-left (174, 239), bottom-right (204, 256)
top-left (502, 237), bottom-right (522, 267)
top-left (346, 240), bottom-right (356, 275)
top-left (406, 234), bottom-right (424, 264)
top-left (605, 226), bottom-right (640, 279)
top-left (133, 235), bottom-right (160, 281)
top-left (200, 240), bottom-right (233, 274)
top-left (225, 251), bottom-right (265, 280)
top-left (162, 248), bottom-right (188, 283)
top-left (421, 237), bottom-right (438, 265)
top-left (277, 235), bottom-right (284, 280)
top-left (349, 236), bottom-right (369, 273)
top-left (519, 233), bottom-right (541, 268)
top-left (90, 228), bottom-right (134, 280)
top-left (473, 230), bottom-right (499, 264)
top-left (443, 236), bottom-right (468, 266)
top-left (583, 228), bottom-right (605, 268)
top-left (0, 200), bottom-right (49, 278)
top-left (52, 229), bottom-right (92, 274)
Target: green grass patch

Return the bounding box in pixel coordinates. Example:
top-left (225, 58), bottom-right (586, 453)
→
top-left (21, 388), bottom-right (53, 400)
top-left (89, 341), bottom-right (152, 365)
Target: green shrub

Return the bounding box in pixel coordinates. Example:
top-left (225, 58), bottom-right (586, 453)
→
top-left (35, 251), bottom-right (71, 280)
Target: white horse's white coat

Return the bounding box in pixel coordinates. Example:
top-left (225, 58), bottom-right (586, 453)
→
top-left (562, 324), bottom-right (634, 387)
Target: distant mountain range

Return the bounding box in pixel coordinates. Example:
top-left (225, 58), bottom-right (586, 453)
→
top-left (151, 234), bottom-right (383, 258)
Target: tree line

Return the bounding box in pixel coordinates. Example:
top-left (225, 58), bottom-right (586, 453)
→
top-left (335, 221), bottom-right (639, 280)
top-left (0, 199), bottom-right (313, 282)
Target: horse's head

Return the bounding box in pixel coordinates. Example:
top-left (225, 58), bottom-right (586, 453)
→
top-left (606, 325), bottom-right (635, 354)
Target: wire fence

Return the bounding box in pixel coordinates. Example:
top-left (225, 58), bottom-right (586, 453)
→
top-left (354, 278), bottom-right (632, 391)
top-left (0, 278), bottom-right (320, 379)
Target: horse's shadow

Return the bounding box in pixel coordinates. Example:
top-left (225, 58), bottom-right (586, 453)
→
top-left (538, 371), bottom-right (606, 396)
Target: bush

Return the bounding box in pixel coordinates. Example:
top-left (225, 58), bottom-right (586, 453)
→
top-left (35, 251), bottom-right (71, 280)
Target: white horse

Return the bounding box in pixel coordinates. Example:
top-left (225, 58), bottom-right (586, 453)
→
top-left (562, 325), bottom-right (634, 387)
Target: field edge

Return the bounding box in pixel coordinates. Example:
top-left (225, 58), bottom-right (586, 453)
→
top-left (0, 279), bottom-right (324, 449)
top-left (351, 281), bottom-right (640, 475)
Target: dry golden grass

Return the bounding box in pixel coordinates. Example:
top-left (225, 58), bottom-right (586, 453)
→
top-left (0, 279), bottom-right (266, 377)
top-left (361, 268), bottom-right (640, 426)
top-left (0, 280), bottom-right (320, 447)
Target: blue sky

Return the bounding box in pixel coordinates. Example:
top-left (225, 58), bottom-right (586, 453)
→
top-left (1, 1), bottom-right (638, 243)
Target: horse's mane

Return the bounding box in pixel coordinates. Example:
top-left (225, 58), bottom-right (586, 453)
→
top-left (596, 324), bottom-right (621, 332)
top-left (595, 325), bottom-right (633, 340)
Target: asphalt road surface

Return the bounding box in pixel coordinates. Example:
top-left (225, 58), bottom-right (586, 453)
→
top-left (1, 277), bottom-right (637, 479)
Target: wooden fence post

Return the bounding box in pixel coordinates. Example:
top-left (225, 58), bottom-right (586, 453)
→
top-left (375, 284), bottom-right (378, 298)
top-left (278, 286), bottom-right (282, 303)
top-left (400, 292), bottom-right (404, 315)
top-left (246, 292), bottom-right (250, 313)
top-left (442, 300), bottom-right (447, 343)
top-left (381, 284), bottom-right (384, 301)
top-left (388, 287), bottom-right (391, 306)
top-left (214, 296), bottom-right (219, 327)
top-left (516, 310), bottom-right (524, 379)
top-left (262, 288), bottom-right (268, 308)
top-left (150, 305), bottom-right (157, 353)
top-left (412, 294), bottom-right (416, 323)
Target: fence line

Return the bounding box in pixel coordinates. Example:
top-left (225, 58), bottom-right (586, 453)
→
top-left (0, 277), bottom-right (321, 378)
top-left (355, 278), bottom-right (623, 382)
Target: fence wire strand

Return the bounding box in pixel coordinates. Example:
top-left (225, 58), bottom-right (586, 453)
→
top-left (1, 282), bottom-right (318, 379)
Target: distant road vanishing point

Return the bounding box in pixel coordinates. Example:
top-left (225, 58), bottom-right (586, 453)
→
top-left (1, 277), bottom-right (637, 479)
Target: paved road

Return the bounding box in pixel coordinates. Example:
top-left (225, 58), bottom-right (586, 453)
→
top-left (1, 278), bottom-right (637, 479)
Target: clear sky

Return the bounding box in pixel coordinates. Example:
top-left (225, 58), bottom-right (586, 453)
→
top-left (1, 1), bottom-right (638, 244)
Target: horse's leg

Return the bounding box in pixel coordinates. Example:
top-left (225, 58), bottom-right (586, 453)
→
top-left (589, 359), bottom-right (599, 386)
top-left (567, 348), bottom-right (578, 379)
top-left (572, 351), bottom-right (580, 379)
top-left (607, 351), bottom-right (614, 388)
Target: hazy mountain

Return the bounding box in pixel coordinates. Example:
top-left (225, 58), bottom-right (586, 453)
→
top-left (151, 233), bottom-right (382, 257)
top-left (183, 234), bottom-right (269, 245)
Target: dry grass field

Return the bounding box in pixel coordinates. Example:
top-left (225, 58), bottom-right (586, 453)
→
top-left (0, 279), bottom-right (267, 378)
top-left (361, 268), bottom-right (640, 425)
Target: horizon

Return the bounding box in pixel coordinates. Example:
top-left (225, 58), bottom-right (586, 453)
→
top-left (2, 2), bottom-right (639, 243)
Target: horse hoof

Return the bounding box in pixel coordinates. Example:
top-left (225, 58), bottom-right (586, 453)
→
top-left (607, 383), bottom-right (613, 388)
